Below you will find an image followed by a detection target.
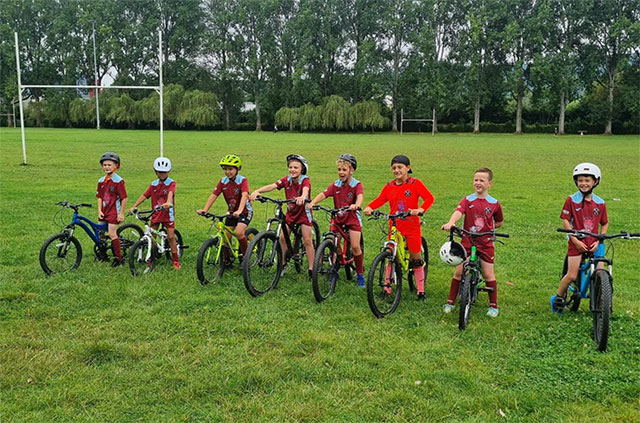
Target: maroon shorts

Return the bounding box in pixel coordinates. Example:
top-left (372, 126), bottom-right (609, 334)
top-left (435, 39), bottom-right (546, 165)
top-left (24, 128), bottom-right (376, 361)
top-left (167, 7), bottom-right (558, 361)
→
top-left (152, 220), bottom-right (175, 229)
top-left (567, 241), bottom-right (597, 257)
top-left (286, 212), bottom-right (313, 227)
top-left (461, 239), bottom-right (495, 264)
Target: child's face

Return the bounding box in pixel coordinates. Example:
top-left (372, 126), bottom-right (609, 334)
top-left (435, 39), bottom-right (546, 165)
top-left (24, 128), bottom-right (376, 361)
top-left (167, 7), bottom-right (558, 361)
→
top-left (576, 175), bottom-right (596, 193)
top-left (391, 163), bottom-right (410, 181)
top-left (222, 166), bottom-right (238, 179)
top-left (102, 160), bottom-right (117, 174)
top-left (337, 163), bottom-right (353, 181)
top-left (155, 170), bottom-right (169, 180)
top-left (473, 172), bottom-right (493, 194)
top-left (288, 160), bottom-right (303, 178)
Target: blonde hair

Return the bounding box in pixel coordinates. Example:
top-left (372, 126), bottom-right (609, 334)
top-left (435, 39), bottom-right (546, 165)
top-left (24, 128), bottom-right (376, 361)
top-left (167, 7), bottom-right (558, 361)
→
top-left (336, 159), bottom-right (354, 170)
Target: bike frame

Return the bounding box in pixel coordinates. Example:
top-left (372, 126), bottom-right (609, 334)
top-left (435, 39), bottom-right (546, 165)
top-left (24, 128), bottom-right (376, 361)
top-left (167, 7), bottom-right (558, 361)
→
top-left (67, 210), bottom-right (109, 245)
top-left (321, 207), bottom-right (355, 268)
top-left (385, 225), bottom-right (408, 272)
top-left (265, 200), bottom-right (302, 259)
top-left (576, 243), bottom-right (608, 299)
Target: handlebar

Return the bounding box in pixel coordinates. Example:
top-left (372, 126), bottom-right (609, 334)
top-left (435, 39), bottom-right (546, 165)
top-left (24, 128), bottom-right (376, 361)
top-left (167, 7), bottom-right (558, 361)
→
top-left (313, 205), bottom-right (359, 215)
top-left (128, 206), bottom-right (164, 221)
top-left (56, 201), bottom-right (92, 210)
top-left (557, 228), bottom-right (640, 240)
top-left (450, 226), bottom-right (510, 239)
top-left (198, 211), bottom-right (232, 221)
top-left (255, 195), bottom-right (297, 205)
top-left (367, 210), bottom-right (423, 221)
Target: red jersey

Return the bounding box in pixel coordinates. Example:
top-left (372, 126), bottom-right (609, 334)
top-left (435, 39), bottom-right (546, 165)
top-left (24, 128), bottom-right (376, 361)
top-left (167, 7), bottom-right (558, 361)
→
top-left (143, 178), bottom-right (176, 223)
top-left (275, 175), bottom-right (312, 225)
top-left (212, 174), bottom-right (252, 216)
top-left (456, 193), bottom-right (503, 249)
top-left (323, 178), bottom-right (363, 227)
top-left (96, 173), bottom-right (127, 224)
top-left (367, 177), bottom-right (434, 225)
top-left (561, 191), bottom-right (608, 248)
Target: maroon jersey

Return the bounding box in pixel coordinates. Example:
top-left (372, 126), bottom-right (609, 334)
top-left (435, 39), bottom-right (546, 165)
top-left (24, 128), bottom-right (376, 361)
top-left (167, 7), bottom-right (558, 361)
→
top-left (561, 191), bottom-right (608, 249)
top-left (96, 173), bottom-right (127, 224)
top-left (143, 178), bottom-right (176, 223)
top-left (275, 175), bottom-right (312, 225)
top-left (323, 178), bottom-right (363, 228)
top-left (212, 174), bottom-right (252, 215)
top-left (367, 177), bottom-right (434, 225)
top-left (456, 193), bottom-right (503, 249)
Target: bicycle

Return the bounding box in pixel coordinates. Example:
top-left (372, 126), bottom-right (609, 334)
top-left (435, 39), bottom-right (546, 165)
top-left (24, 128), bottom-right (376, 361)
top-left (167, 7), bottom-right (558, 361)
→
top-left (311, 205), bottom-right (364, 302)
top-left (242, 196), bottom-right (320, 297)
top-left (556, 228), bottom-right (640, 351)
top-left (39, 201), bottom-right (143, 275)
top-left (128, 207), bottom-right (187, 276)
top-left (365, 210), bottom-right (428, 318)
top-left (195, 212), bottom-right (258, 285)
top-left (447, 226), bottom-right (509, 330)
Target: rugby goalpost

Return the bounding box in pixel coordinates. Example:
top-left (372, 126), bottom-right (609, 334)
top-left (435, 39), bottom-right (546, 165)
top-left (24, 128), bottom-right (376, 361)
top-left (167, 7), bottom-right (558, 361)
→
top-left (14, 30), bottom-right (165, 165)
top-left (400, 108), bottom-right (435, 136)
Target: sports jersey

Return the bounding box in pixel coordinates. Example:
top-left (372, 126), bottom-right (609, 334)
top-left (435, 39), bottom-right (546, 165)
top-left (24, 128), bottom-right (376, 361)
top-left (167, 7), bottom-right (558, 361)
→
top-left (322, 178), bottom-right (363, 228)
top-left (367, 177), bottom-right (434, 225)
top-left (561, 191), bottom-right (608, 254)
top-left (275, 175), bottom-right (312, 225)
top-left (456, 193), bottom-right (503, 262)
top-left (143, 178), bottom-right (176, 224)
top-left (96, 173), bottom-right (127, 224)
top-left (212, 174), bottom-right (253, 216)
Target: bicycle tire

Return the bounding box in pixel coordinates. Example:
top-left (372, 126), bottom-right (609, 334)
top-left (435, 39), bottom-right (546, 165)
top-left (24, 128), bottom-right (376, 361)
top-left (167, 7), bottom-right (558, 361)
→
top-left (117, 223), bottom-right (143, 256)
top-left (159, 228), bottom-right (184, 260)
top-left (408, 237), bottom-right (429, 292)
top-left (39, 233), bottom-right (82, 275)
top-left (129, 238), bottom-right (156, 276)
top-left (196, 237), bottom-right (224, 285)
top-left (243, 231), bottom-right (282, 296)
top-left (312, 239), bottom-right (339, 302)
top-left (366, 251), bottom-right (402, 318)
top-left (458, 272), bottom-right (473, 330)
top-left (592, 270), bottom-right (612, 352)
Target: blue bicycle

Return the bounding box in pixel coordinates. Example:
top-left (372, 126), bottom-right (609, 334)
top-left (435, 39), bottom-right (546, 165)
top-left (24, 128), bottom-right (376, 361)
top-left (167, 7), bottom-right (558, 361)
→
top-left (39, 201), bottom-right (143, 275)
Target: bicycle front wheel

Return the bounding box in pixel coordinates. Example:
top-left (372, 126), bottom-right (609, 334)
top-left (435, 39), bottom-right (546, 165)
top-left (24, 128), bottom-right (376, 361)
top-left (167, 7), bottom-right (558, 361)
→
top-left (117, 223), bottom-right (143, 256)
top-left (196, 237), bottom-right (225, 285)
top-left (366, 251), bottom-right (402, 318)
top-left (458, 272), bottom-right (473, 330)
top-left (592, 270), bottom-right (612, 352)
top-left (129, 239), bottom-right (156, 276)
top-left (312, 239), bottom-right (340, 302)
top-left (243, 231), bottom-right (282, 296)
top-left (39, 233), bottom-right (82, 275)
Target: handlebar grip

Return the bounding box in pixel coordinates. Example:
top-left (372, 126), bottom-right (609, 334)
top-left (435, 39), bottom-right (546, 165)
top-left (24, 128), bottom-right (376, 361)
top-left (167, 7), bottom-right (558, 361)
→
top-left (557, 228), bottom-right (573, 233)
top-left (495, 233), bottom-right (509, 238)
top-left (80, 203), bottom-right (92, 208)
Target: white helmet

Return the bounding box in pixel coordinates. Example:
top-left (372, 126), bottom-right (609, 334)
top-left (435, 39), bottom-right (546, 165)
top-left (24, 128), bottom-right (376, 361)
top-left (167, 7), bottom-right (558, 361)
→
top-left (439, 241), bottom-right (467, 266)
top-left (153, 157), bottom-right (172, 172)
top-left (573, 162), bottom-right (600, 187)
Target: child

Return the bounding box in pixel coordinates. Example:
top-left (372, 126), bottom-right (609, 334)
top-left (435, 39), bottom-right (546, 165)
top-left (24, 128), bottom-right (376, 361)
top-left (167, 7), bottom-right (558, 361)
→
top-left (197, 154), bottom-right (253, 261)
top-left (551, 162), bottom-right (608, 313)
top-left (129, 157), bottom-right (180, 269)
top-left (96, 152), bottom-right (128, 267)
top-left (441, 167), bottom-right (504, 317)
top-left (308, 153), bottom-right (365, 287)
top-left (363, 155), bottom-right (434, 299)
top-left (250, 154), bottom-right (315, 279)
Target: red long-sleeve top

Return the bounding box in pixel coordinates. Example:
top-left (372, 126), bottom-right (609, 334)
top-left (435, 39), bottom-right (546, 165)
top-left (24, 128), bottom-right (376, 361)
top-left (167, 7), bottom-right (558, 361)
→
top-left (367, 177), bottom-right (435, 224)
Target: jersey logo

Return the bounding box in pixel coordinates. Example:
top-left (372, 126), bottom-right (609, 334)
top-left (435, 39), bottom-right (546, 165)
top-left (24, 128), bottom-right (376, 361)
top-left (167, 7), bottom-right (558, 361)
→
top-left (109, 186), bottom-right (116, 192)
top-left (347, 192), bottom-right (353, 199)
top-left (234, 187), bottom-right (240, 195)
top-left (404, 190), bottom-right (411, 197)
top-left (562, 209), bottom-right (570, 215)
top-left (593, 208), bottom-right (600, 216)
top-left (576, 207), bottom-right (582, 211)
top-left (485, 207), bottom-right (492, 215)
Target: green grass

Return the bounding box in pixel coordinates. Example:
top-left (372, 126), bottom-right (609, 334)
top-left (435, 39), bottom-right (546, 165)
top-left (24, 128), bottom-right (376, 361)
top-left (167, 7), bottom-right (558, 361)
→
top-left (1, 128), bottom-right (639, 422)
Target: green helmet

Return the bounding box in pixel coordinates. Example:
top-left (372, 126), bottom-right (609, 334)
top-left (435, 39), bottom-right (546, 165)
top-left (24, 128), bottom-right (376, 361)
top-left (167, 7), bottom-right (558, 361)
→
top-left (219, 154), bottom-right (242, 169)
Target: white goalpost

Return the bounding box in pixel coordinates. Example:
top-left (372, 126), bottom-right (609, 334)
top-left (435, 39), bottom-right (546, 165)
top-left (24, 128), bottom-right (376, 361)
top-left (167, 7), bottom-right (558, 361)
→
top-left (400, 108), bottom-right (435, 136)
top-left (14, 30), bottom-right (165, 165)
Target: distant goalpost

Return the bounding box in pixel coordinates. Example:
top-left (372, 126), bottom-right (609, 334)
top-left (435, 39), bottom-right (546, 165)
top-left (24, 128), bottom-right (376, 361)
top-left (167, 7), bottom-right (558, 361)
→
top-left (14, 30), bottom-right (165, 165)
top-left (400, 108), bottom-right (435, 136)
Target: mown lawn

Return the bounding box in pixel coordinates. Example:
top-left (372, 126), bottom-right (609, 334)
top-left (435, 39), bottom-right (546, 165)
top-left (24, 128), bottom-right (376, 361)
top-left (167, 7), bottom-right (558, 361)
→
top-left (1, 128), bottom-right (639, 422)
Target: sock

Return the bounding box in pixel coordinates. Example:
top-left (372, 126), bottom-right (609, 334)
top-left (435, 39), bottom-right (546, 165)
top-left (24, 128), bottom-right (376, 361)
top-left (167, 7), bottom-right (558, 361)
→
top-left (413, 266), bottom-right (425, 294)
top-left (172, 252), bottom-right (180, 262)
top-left (384, 264), bottom-right (392, 294)
top-left (447, 278), bottom-right (461, 305)
top-left (486, 280), bottom-right (498, 308)
top-left (111, 238), bottom-right (122, 261)
top-left (354, 253), bottom-right (364, 274)
top-left (238, 237), bottom-right (248, 256)
top-left (223, 245), bottom-right (230, 263)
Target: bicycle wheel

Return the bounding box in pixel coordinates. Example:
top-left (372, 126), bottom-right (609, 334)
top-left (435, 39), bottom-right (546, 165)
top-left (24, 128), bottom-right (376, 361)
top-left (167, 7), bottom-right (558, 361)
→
top-left (592, 270), bottom-right (612, 352)
top-left (39, 233), bottom-right (82, 275)
top-left (407, 237), bottom-right (429, 292)
top-left (312, 239), bottom-right (340, 302)
top-left (561, 255), bottom-right (582, 312)
top-left (243, 231), bottom-right (282, 296)
top-left (366, 251), bottom-right (402, 318)
top-left (160, 228), bottom-right (184, 260)
top-left (196, 237), bottom-right (225, 285)
top-left (129, 239), bottom-right (156, 276)
top-left (458, 272), bottom-right (473, 330)
top-left (117, 223), bottom-right (143, 256)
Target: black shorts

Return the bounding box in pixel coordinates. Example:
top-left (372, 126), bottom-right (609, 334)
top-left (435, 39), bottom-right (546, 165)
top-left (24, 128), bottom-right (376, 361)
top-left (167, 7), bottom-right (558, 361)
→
top-left (225, 213), bottom-right (252, 227)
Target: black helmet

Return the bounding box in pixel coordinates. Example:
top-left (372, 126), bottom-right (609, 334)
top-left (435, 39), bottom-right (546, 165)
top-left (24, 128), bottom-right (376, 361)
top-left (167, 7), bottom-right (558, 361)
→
top-left (338, 153), bottom-right (357, 170)
top-left (100, 152), bottom-right (120, 166)
top-left (286, 154), bottom-right (309, 175)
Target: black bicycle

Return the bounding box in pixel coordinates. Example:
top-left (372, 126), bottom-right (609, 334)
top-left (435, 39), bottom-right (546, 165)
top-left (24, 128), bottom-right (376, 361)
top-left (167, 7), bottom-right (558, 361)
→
top-left (242, 196), bottom-right (320, 297)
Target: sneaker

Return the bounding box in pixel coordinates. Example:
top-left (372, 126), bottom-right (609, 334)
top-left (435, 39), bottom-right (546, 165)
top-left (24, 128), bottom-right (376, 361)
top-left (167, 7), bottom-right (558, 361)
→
top-left (357, 274), bottom-right (365, 288)
top-left (111, 258), bottom-right (124, 267)
top-left (550, 294), bottom-right (565, 313)
top-left (443, 304), bottom-right (454, 313)
top-left (487, 307), bottom-right (499, 317)
top-left (417, 292), bottom-right (426, 301)
top-left (172, 260), bottom-right (181, 270)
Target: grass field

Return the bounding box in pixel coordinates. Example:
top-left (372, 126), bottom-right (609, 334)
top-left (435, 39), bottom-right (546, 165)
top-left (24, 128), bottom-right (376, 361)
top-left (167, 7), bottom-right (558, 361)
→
top-left (1, 128), bottom-right (639, 422)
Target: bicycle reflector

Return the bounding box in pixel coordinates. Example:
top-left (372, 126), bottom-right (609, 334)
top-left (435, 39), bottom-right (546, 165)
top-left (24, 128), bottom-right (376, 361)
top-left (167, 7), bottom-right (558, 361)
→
top-left (439, 241), bottom-right (467, 266)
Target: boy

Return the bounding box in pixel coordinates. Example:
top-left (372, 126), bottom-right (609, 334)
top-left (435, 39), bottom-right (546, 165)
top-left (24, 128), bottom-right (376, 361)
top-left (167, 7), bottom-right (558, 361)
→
top-left (307, 153), bottom-right (365, 287)
top-left (250, 154), bottom-right (315, 279)
top-left (364, 155), bottom-right (434, 299)
top-left (441, 167), bottom-right (504, 317)
top-left (97, 152), bottom-right (128, 267)
top-left (197, 154), bottom-right (253, 260)
top-left (129, 157), bottom-right (180, 269)
top-left (551, 162), bottom-right (608, 313)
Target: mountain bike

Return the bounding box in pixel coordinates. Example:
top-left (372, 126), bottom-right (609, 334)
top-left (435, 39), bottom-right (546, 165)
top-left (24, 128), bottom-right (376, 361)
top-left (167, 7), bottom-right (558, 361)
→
top-left (448, 226), bottom-right (509, 330)
top-left (242, 196), bottom-right (320, 297)
top-left (365, 211), bottom-right (428, 318)
top-left (128, 207), bottom-right (187, 276)
top-left (311, 205), bottom-right (364, 302)
top-left (557, 228), bottom-right (640, 351)
top-left (39, 201), bottom-right (143, 275)
top-left (196, 212), bottom-right (258, 285)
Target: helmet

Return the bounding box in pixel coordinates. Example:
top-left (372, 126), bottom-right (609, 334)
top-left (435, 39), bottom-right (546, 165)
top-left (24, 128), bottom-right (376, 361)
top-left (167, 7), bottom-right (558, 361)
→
top-left (219, 154), bottom-right (242, 169)
top-left (100, 152), bottom-right (120, 167)
top-left (286, 154), bottom-right (308, 175)
top-left (153, 157), bottom-right (172, 172)
top-left (338, 153), bottom-right (357, 170)
top-left (439, 241), bottom-right (467, 266)
top-left (573, 162), bottom-right (601, 187)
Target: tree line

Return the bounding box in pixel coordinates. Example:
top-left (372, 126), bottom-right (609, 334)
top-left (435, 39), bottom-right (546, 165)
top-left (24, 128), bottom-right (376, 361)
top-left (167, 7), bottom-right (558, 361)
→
top-left (0, 0), bottom-right (638, 134)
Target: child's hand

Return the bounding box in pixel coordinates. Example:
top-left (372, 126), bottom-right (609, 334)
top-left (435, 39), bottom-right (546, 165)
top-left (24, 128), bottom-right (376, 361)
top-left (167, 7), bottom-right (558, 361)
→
top-left (249, 191), bottom-right (260, 202)
top-left (117, 213), bottom-right (124, 223)
top-left (196, 209), bottom-right (206, 215)
top-left (409, 208), bottom-right (424, 216)
top-left (573, 238), bottom-right (588, 253)
top-left (295, 195), bottom-right (305, 206)
top-left (442, 223), bottom-right (453, 231)
top-left (233, 210), bottom-right (242, 217)
top-left (128, 207), bottom-right (135, 214)
top-left (98, 210), bottom-right (104, 220)
top-left (588, 242), bottom-right (599, 253)
top-left (162, 202), bottom-right (171, 209)
top-left (363, 207), bottom-right (373, 216)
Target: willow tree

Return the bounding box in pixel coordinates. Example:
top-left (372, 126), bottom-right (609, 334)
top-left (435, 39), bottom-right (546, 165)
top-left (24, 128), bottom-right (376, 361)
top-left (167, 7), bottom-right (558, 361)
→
top-left (319, 95), bottom-right (353, 130)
